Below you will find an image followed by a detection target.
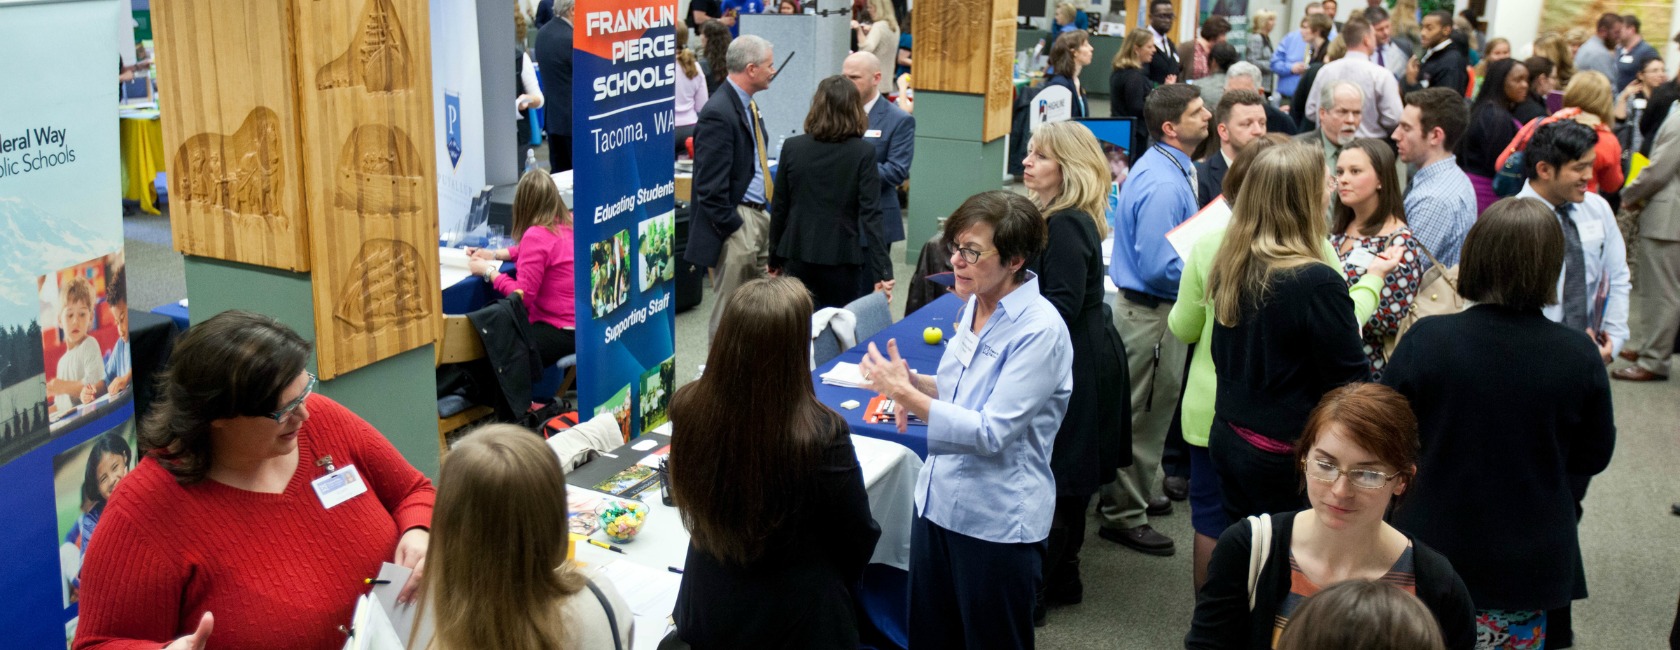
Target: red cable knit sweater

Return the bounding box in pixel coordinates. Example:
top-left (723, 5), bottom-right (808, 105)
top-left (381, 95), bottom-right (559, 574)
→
top-left (73, 395), bottom-right (434, 650)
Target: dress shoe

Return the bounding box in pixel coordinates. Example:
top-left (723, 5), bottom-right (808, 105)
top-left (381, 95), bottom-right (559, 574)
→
top-left (1672, 503), bottom-right (1680, 517)
top-left (1611, 366), bottom-right (1667, 382)
top-left (1146, 496), bottom-right (1173, 517)
top-left (1163, 476), bottom-right (1190, 501)
top-left (1033, 601), bottom-right (1047, 627)
top-left (1619, 348), bottom-right (1639, 362)
top-left (1043, 575), bottom-right (1084, 606)
top-left (1098, 524), bottom-right (1176, 556)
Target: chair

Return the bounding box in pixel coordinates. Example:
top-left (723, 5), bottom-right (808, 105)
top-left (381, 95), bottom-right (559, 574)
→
top-left (435, 314), bottom-right (496, 456)
top-left (556, 353), bottom-right (577, 396)
top-left (812, 321), bottom-right (844, 367)
top-left (844, 291), bottom-right (893, 343)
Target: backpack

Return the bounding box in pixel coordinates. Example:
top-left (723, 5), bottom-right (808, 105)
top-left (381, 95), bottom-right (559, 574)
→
top-left (1493, 108), bottom-right (1581, 197)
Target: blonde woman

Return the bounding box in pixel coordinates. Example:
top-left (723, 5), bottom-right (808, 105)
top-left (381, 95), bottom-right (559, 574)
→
top-left (1499, 71), bottom-right (1625, 193)
top-left (468, 170), bottom-right (577, 365)
top-left (1246, 10), bottom-right (1278, 94)
top-left (1110, 28), bottom-right (1158, 156)
top-left (673, 28), bottom-right (708, 157)
top-left (410, 424), bottom-right (634, 649)
top-left (1020, 121), bottom-right (1127, 621)
top-left (1053, 1), bottom-right (1080, 35)
top-left (854, 0), bottom-right (900, 96)
top-left (1199, 142), bottom-right (1388, 519)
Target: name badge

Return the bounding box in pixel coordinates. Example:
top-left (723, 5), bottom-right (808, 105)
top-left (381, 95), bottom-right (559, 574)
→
top-left (1575, 216), bottom-right (1605, 248)
top-left (1420, 79), bottom-right (1431, 88)
top-left (1345, 246), bottom-right (1377, 270)
top-left (951, 327), bottom-right (979, 368)
top-left (1620, 55), bottom-right (1635, 64)
top-left (865, 129), bottom-right (883, 138)
top-left (1634, 98), bottom-right (1648, 110)
top-left (312, 464), bottom-right (368, 510)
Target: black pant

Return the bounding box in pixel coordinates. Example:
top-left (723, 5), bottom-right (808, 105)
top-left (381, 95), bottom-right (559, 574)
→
top-left (1042, 494), bottom-right (1091, 599)
top-left (910, 516), bottom-right (1043, 650)
top-left (1208, 416), bottom-right (1308, 521)
top-left (783, 259), bottom-right (864, 310)
top-left (1161, 343), bottom-right (1196, 479)
top-left (547, 133), bottom-right (573, 173)
top-left (530, 322), bottom-right (576, 368)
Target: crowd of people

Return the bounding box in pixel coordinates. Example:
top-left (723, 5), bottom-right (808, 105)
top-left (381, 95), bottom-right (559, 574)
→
top-left (63, 2), bottom-right (1680, 649)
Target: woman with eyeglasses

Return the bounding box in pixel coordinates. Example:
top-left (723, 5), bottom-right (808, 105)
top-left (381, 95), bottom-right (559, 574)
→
top-left (1186, 383), bottom-right (1476, 650)
top-left (860, 190), bottom-right (1072, 647)
top-left (73, 310), bottom-right (435, 650)
top-left (1381, 198), bottom-right (1615, 647)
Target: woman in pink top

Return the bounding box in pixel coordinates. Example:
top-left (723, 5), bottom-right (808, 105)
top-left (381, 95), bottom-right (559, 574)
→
top-left (468, 170), bottom-right (577, 365)
top-left (674, 29), bottom-right (709, 158)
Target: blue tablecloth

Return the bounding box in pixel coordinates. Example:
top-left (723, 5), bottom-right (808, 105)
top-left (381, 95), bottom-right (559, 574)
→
top-left (149, 302), bottom-right (189, 331)
top-left (811, 293), bottom-right (964, 460)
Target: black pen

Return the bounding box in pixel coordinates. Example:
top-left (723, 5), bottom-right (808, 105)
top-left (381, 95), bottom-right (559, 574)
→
top-left (667, 566), bottom-right (684, 574)
top-left (364, 578), bottom-right (391, 585)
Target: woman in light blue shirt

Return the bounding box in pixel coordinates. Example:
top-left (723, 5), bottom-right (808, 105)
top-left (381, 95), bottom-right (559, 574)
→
top-left (861, 190), bottom-right (1072, 649)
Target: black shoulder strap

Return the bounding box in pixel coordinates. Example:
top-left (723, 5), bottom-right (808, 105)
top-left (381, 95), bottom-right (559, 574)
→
top-left (584, 578), bottom-right (624, 650)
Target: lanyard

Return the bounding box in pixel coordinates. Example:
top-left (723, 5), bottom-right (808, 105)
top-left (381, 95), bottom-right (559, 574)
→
top-left (1153, 144), bottom-right (1195, 196)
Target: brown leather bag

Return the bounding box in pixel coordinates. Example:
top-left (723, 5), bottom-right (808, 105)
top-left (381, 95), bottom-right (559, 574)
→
top-left (1383, 241), bottom-right (1466, 359)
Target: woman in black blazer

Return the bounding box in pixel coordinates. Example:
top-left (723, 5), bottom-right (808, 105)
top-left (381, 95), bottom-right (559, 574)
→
top-left (768, 75), bottom-right (892, 308)
top-left (670, 277), bottom-right (882, 649)
top-left (1381, 198), bottom-right (1615, 644)
top-left (1022, 121), bottom-right (1129, 620)
top-left (1109, 28), bottom-right (1156, 161)
top-left (1045, 30), bottom-right (1093, 119)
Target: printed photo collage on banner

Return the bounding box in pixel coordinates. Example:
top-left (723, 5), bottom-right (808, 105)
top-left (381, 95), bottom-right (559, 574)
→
top-left (574, 0), bottom-right (680, 439)
top-left (0, 1), bottom-right (138, 646)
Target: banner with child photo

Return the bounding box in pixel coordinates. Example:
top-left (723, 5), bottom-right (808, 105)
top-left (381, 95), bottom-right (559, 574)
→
top-left (0, 0), bottom-right (137, 646)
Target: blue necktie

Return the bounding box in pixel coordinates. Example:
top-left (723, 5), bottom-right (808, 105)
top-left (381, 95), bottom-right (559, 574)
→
top-left (1557, 203), bottom-right (1588, 331)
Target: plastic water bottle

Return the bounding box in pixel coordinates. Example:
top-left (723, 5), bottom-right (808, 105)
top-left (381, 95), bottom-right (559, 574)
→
top-left (524, 149), bottom-right (540, 174)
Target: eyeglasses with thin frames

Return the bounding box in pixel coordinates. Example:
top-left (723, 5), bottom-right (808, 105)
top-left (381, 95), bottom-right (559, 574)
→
top-left (1303, 458), bottom-right (1400, 490)
top-left (945, 243), bottom-right (998, 265)
top-left (267, 373), bottom-right (317, 422)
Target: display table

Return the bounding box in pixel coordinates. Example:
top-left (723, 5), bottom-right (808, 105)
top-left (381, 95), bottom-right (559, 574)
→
top-left (119, 103), bottom-right (166, 215)
top-left (565, 424), bottom-right (922, 649)
top-left (127, 308), bottom-right (180, 423)
top-left (149, 300), bottom-right (189, 331)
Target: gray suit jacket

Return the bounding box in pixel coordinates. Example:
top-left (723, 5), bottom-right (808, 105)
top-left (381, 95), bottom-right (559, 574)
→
top-left (1624, 102), bottom-right (1680, 242)
top-left (867, 98), bottom-right (915, 242)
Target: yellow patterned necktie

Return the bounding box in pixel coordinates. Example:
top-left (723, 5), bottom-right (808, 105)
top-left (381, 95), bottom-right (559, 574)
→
top-left (750, 99), bottom-right (773, 203)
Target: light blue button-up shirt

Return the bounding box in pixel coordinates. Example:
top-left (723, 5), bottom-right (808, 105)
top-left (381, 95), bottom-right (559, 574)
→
top-left (1403, 155), bottom-right (1477, 270)
top-left (1517, 182), bottom-right (1632, 355)
top-left (1109, 143), bottom-right (1198, 300)
top-left (727, 79), bottom-right (767, 206)
top-left (918, 274), bottom-right (1073, 544)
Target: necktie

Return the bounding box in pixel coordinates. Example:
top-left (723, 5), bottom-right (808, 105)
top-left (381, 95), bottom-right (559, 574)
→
top-left (1557, 203), bottom-right (1588, 331)
top-left (750, 99), bottom-right (773, 202)
top-left (1377, 46), bottom-right (1385, 67)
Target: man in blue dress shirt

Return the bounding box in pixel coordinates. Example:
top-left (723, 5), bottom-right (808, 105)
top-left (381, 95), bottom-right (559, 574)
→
top-left (1097, 84), bottom-right (1208, 557)
top-left (1392, 88), bottom-right (1475, 270)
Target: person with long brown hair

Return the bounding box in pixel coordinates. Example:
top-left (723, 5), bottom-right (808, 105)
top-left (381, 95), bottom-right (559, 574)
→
top-left (1021, 121), bottom-right (1126, 622)
top-left (698, 20), bottom-right (731, 95)
top-left (1201, 142), bottom-right (1381, 520)
top-left (1046, 30), bottom-right (1094, 118)
top-left (1330, 138), bottom-right (1420, 379)
top-left (669, 277), bottom-right (881, 649)
top-left (767, 75), bottom-right (891, 307)
top-left (468, 169), bottom-right (577, 366)
top-left (1187, 383), bottom-right (1475, 649)
top-left (410, 424), bottom-right (633, 650)
top-left (1110, 28), bottom-right (1160, 157)
top-left (1274, 580), bottom-right (1448, 650)
top-left (673, 28), bottom-right (709, 158)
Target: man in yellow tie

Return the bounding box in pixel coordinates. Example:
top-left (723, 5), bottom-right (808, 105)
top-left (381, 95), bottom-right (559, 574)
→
top-left (684, 35), bottom-right (779, 340)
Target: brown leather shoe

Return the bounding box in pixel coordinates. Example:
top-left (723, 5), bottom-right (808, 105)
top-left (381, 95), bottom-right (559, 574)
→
top-left (1098, 524), bottom-right (1177, 556)
top-left (1611, 366), bottom-right (1668, 382)
top-left (1619, 349), bottom-right (1639, 362)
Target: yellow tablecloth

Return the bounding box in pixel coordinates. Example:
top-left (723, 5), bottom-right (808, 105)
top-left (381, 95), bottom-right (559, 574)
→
top-left (119, 115), bottom-right (166, 214)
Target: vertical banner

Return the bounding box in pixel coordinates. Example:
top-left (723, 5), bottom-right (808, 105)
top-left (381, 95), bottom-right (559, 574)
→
top-left (432, 0), bottom-right (488, 241)
top-left (0, 0), bottom-right (137, 646)
top-left (573, 0), bottom-right (679, 439)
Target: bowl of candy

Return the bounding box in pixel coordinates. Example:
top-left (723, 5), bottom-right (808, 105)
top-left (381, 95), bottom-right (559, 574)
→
top-left (596, 501), bottom-right (649, 544)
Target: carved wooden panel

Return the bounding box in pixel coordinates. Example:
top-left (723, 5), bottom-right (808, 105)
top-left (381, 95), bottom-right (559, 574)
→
top-left (911, 0), bottom-right (1017, 142)
top-left (154, 0), bottom-right (310, 270)
top-left (294, 0), bottom-right (438, 379)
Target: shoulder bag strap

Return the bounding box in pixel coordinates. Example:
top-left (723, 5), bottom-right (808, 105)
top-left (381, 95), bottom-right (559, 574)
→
top-left (1410, 238), bottom-right (1458, 293)
top-left (584, 578), bottom-right (624, 650)
top-left (1246, 513), bottom-right (1273, 612)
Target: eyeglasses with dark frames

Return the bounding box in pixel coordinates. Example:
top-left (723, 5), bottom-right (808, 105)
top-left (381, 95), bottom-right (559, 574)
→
top-left (945, 242), bottom-right (998, 265)
top-left (1303, 458), bottom-right (1400, 490)
top-left (267, 372), bottom-right (317, 422)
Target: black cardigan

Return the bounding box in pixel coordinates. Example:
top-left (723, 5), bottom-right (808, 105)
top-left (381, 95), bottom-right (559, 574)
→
top-left (1185, 511), bottom-right (1478, 650)
top-left (1462, 101), bottom-right (1522, 177)
top-left (1381, 305), bottom-right (1615, 611)
top-left (1210, 264), bottom-right (1370, 443)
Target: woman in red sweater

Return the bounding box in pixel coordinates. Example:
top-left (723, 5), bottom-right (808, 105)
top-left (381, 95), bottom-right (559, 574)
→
top-left (73, 311), bottom-right (435, 650)
top-left (468, 169), bottom-right (577, 366)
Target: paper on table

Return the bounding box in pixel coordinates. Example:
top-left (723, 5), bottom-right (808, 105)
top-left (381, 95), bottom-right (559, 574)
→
top-left (367, 562), bottom-right (418, 648)
top-left (819, 362), bottom-right (868, 388)
top-left (439, 247), bottom-right (477, 289)
top-left (1166, 198), bottom-right (1232, 261)
top-left (595, 560), bottom-right (681, 619)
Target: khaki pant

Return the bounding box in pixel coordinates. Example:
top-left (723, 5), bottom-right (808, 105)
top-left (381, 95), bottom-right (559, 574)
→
top-left (1633, 237), bottom-right (1680, 376)
top-left (1098, 296), bottom-right (1189, 530)
top-left (707, 205), bottom-right (771, 340)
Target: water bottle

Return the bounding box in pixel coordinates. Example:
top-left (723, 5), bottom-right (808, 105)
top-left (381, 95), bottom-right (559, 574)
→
top-left (524, 149), bottom-right (540, 174)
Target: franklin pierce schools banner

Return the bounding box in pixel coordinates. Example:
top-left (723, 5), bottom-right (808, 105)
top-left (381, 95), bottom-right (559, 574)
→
top-left (572, 0), bottom-right (679, 438)
top-left (0, 0), bottom-right (138, 646)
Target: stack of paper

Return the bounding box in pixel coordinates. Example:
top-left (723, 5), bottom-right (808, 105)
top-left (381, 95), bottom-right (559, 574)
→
top-left (595, 560), bottom-right (682, 650)
top-left (819, 362), bottom-right (868, 388)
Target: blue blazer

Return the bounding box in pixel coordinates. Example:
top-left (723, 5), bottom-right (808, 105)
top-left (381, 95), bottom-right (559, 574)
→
top-left (1044, 74), bottom-right (1088, 119)
top-left (533, 19), bottom-right (573, 136)
top-left (866, 98), bottom-right (915, 242)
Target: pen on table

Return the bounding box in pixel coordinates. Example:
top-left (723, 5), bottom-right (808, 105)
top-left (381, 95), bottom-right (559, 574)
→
top-left (586, 538), bottom-right (625, 554)
top-left (667, 566), bottom-right (684, 575)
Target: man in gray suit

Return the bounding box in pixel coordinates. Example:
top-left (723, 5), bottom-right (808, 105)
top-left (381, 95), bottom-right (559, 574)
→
top-left (843, 52), bottom-right (916, 245)
top-left (1615, 102), bottom-right (1680, 382)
